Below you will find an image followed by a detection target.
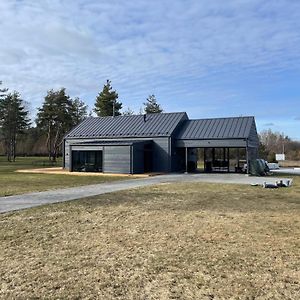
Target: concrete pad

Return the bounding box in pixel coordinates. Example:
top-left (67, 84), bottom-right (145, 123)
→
top-left (0, 173), bottom-right (292, 214)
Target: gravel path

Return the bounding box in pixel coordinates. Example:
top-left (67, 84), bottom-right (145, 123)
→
top-left (0, 173), bottom-right (291, 213)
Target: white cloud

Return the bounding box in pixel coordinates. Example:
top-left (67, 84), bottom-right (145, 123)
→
top-left (0, 0), bottom-right (300, 138)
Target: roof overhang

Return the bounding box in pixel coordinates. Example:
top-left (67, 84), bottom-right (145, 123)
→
top-left (175, 138), bottom-right (247, 148)
top-left (70, 139), bottom-right (152, 147)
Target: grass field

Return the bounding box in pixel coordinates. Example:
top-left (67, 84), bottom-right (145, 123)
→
top-left (0, 156), bottom-right (132, 196)
top-left (1, 177), bottom-right (299, 299)
top-left (279, 160), bottom-right (300, 167)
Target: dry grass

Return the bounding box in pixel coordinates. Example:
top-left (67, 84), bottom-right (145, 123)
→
top-left (0, 157), bottom-right (134, 196)
top-left (1, 178), bottom-right (300, 299)
top-left (279, 160), bottom-right (300, 167)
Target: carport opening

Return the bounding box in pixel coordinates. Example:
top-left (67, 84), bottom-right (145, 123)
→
top-left (72, 150), bottom-right (103, 172)
top-left (179, 147), bottom-right (247, 173)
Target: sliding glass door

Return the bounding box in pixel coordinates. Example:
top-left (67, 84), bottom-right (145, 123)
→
top-left (72, 150), bottom-right (103, 172)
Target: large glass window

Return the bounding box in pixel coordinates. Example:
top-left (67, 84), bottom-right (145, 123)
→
top-left (204, 148), bottom-right (229, 172)
top-left (72, 151), bottom-right (103, 172)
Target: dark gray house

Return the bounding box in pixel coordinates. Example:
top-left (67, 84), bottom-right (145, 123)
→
top-left (63, 112), bottom-right (259, 174)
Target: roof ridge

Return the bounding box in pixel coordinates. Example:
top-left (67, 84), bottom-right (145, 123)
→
top-left (189, 116), bottom-right (254, 121)
top-left (90, 111), bottom-right (186, 119)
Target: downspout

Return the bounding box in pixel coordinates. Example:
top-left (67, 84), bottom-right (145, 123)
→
top-left (130, 145), bottom-right (133, 175)
top-left (246, 139), bottom-right (249, 175)
top-left (227, 147), bottom-right (230, 173)
top-left (103, 146), bottom-right (105, 173)
top-left (185, 147), bottom-right (188, 174)
top-left (62, 138), bottom-right (65, 169)
top-left (169, 136), bottom-right (172, 172)
top-left (69, 145), bottom-right (72, 172)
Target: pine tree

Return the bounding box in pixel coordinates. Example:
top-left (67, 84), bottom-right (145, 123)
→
top-left (94, 80), bottom-right (122, 117)
top-left (0, 91), bottom-right (30, 161)
top-left (0, 81), bottom-right (8, 99)
top-left (122, 107), bottom-right (135, 116)
top-left (36, 88), bottom-right (87, 161)
top-left (70, 97), bottom-right (88, 124)
top-left (143, 94), bottom-right (163, 114)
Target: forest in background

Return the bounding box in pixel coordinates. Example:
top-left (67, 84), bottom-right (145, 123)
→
top-left (0, 80), bottom-right (162, 161)
top-left (1, 80), bottom-right (299, 162)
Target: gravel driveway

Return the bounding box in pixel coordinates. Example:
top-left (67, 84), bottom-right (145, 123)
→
top-left (0, 173), bottom-right (291, 213)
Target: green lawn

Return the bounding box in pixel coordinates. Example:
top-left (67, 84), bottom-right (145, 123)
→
top-left (0, 178), bottom-right (299, 299)
top-left (0, 156), bottom-right (132, 197)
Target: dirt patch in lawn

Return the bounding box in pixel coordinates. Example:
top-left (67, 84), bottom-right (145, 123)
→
top-left (0, 178), bottom-right (300, 299)
top-left (16, 167), bottom-right (154, 177)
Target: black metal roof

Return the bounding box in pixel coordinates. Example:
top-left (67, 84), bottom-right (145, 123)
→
top-left (65, 112), bottom-right (187, 138)
top-left (176, 116), bottom-right (255, 139)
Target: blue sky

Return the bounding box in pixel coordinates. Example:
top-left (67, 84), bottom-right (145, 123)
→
top-left (1, 0), bottom-right (300, 139)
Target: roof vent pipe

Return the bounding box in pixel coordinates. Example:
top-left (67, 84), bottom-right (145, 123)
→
top-left (143, 114), bottom-right (146, 122)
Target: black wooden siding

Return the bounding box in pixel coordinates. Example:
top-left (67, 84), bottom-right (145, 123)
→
top-left (152, 137), bottom-right (170, 172)
top-left (132, 143), bottom-right (145, 174)
top-left (103, 146), bottom-right (131, 174)
top-left (64, 137), bottom-right (172, 173)
top-left (64, 113), bottom-right (259, 174)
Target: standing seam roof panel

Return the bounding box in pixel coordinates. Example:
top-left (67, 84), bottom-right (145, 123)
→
top-left (232, 118), bottom-right (240, 137)
top-left (215, 119), bottom-right (225, 138)
top-left (217, 119), bottom-right (226, 137)
top-left (66, 114), bottom-right (256, 140)
top-left (212, 119), bottom-right (223, 137)
top-left (164, 114), bottom-right (177, 135)
top-left (128, 117), bottom-right (140, 134)
top-left (224, 118), bottom-right (234, 137)
top-left (120, 116), bottom-right (136, 135)
top-left (175, 116), bottom-right (256, 140)
top-left (144, 115), bottom-right (159, 135)
top-left (228, 118), bottom-right (238, 137)
top-left (143, 115), bottom-right (161, 135)
top-left (240, 118), bottom-right (249, 137)
top-left (197, 119), bottom-right (207, 137)
top-left (189, 121), bottom-right (200, 138)
top-left (245, 117), bottom-right (254, 137)
top-left (127, 116), bottom-right (141, 135)
top-left (204, 119), bottom-right (214, 138)
top-left (234, 118), bottom-right (243, 137)
top-left (235, 118), bottom-right (244, 137)
top-left (202, 119), bottom-right (213, 138)
top-left (121, 117), bottom-right (135, 135)
top-left (163, 113), bottom-right (181, 134)
top-left (213, 119), bottom-right (222, 138)
top-left (65, 112), bottom-right (187, 138)
top-left (192, 120), bottom-right (203, 138)
top-left (218, 118), bottom-right (230, 137)
top-left (239, 118), bottom-right (248, 137)
top-left (209, 119), bottom-right (220, 138)
top-left (150, 115), bottom-right (167, 135)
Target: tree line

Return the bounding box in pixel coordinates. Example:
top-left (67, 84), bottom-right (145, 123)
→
top-left (2, 79), bottom-right (299, 163)
top-left (259, 129), bottom-right (300, 162)
top-left (0, 80), bottom-right (163, 161)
